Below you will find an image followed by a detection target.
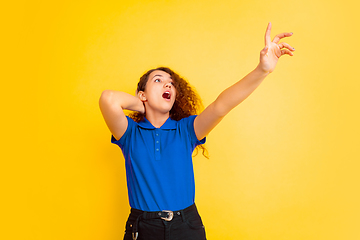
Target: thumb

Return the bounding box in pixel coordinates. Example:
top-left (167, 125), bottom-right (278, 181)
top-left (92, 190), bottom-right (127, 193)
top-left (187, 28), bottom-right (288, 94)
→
top-left (260, 46), bottom-right (269, 56)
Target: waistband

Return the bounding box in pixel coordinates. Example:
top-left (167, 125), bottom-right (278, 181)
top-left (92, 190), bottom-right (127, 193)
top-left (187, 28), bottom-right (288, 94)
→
top-left (131, 203), bottom-right (197, 240)
top-left (131, 203), bottom-right (197, 217)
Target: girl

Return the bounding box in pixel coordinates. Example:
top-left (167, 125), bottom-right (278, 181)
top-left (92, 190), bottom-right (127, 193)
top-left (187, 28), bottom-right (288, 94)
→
top-left (99, 23), bottom-right (294, 240)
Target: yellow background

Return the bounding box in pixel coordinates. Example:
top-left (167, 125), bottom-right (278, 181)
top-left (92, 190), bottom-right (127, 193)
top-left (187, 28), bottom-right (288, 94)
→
top-left (2, 0), bottom-right (360, 239)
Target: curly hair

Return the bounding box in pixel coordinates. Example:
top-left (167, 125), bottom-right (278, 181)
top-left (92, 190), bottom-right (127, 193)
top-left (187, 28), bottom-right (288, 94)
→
top-left (129, 67), bottom-right (208, 158)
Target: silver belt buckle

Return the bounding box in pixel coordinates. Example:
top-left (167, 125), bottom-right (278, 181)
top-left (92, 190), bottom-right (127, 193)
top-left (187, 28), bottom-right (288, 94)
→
top-left (161, 210), bottom-right (173, 221)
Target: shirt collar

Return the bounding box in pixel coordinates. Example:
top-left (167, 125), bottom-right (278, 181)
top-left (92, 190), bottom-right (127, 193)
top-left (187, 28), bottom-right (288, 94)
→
top-left (138, 117), bottom-right (177, 130)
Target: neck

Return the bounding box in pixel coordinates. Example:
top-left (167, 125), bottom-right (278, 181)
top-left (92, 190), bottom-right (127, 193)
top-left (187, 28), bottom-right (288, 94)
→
top-left (145, 111), bottom-right (170, 128)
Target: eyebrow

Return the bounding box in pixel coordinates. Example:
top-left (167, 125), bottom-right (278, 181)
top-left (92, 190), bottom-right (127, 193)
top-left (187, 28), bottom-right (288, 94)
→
top-left (152, 74), bottom-right (172, 80)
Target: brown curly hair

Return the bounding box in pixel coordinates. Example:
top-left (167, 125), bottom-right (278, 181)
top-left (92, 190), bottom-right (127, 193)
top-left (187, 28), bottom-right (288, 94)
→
top-left (129, 67), bottom-right (208, 158)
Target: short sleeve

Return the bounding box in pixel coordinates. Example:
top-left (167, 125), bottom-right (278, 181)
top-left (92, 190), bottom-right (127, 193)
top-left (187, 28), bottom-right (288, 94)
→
top-left (182, 115), bottom-right (206, 147)
top-left (111, 116), bottom-right (134, 148)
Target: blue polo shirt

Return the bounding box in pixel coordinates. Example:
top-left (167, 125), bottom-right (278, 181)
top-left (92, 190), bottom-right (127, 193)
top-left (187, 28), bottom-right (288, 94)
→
top-left (111, 115), bottom-right (205, 211)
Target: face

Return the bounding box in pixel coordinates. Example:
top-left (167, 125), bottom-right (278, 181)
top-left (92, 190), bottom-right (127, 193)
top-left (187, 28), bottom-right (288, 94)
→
top-left (138, 70), bottom-right (177, 115)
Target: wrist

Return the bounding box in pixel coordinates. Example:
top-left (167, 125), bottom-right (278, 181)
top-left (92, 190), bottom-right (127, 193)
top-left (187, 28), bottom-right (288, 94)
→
top-left (254, 64), bottom-right (271, 77)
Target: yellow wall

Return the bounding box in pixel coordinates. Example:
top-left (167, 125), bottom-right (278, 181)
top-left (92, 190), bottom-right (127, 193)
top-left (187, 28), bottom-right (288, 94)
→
top-left (3, 0), bottom-right (360, 239)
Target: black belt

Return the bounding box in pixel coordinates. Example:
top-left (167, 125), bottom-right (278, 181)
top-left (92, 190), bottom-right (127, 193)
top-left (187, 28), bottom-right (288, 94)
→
top-left (131, 204), bottom-right (196, 240)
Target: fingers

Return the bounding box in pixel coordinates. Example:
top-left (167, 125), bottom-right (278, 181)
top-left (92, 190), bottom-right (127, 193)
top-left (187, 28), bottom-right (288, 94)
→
top-left (273, 32), bottom-right (293, 44)
top-left (263, 23), bottom-right (295, 57)
top-left (278, 42), bottom-right (295, 52)
top-left (281, 48), bottom-right (294, 56)
top-left (265, 22), bottom-right (272, 46)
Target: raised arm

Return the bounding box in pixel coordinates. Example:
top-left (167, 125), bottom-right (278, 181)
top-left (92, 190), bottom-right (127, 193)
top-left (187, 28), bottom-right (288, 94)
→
top-left (194, 23), bottom-right (295, 140)
top-left (99, 90), bottom-right (145, 140)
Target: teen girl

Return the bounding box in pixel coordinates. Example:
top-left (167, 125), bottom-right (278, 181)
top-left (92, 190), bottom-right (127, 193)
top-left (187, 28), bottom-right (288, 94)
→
top-left (99, 23), bottom-right (294, 240)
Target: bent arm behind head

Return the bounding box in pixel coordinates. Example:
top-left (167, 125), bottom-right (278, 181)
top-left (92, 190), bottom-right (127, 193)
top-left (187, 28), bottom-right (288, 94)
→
top-left (99, 90), bottom-right (145, 140)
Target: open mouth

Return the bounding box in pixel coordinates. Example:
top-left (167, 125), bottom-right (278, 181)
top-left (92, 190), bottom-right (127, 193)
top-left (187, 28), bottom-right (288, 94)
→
top-left (162, 91), bottom-right (171, 100)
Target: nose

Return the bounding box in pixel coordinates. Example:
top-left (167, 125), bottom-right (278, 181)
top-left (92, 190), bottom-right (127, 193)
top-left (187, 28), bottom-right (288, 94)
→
top-left (164, 82), bottom-right (172, 88)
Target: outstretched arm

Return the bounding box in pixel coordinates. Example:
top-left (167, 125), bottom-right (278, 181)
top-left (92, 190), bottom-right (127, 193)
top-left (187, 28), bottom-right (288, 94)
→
top-left (194, 23), bottom-right (295, 140)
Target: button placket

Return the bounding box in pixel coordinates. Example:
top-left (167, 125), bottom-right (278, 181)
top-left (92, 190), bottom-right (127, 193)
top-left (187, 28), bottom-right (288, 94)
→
top-left (155, 130), bottom-right (161, 161)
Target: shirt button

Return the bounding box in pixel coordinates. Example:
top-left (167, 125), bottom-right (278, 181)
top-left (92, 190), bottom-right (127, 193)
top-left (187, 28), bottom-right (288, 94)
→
top-left (156, 149), bottom-right (159, 151)
top-left (156, 141), bottom-right (159, 144)
top-left (156, 133), bottom-right (159, 136)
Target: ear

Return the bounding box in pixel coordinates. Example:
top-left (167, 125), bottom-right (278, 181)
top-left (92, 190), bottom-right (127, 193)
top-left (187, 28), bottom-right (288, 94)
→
top-left (138, 91), bottom-right (147, 102)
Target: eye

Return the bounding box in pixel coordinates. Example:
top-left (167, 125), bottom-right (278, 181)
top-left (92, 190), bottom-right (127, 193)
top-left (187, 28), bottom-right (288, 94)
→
top-left (170, 82), bottom-right (174, 85)
top-left (154, 79), bottom-right (161, 82)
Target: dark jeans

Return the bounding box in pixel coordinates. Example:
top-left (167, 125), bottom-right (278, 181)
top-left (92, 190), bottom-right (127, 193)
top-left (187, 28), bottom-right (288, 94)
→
top-left (123, 204), bottom-right (206, 240)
